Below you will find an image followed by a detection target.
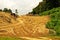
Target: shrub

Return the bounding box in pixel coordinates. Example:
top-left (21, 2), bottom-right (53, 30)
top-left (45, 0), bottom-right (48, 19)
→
top-left (45, 7), bottom-right (60, 35)
top-left (39, 7), bottom-right (60, 16)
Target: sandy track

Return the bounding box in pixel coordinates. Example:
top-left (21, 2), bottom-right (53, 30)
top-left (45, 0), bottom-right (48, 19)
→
top-left (20, 37), bottom-right (52, 40)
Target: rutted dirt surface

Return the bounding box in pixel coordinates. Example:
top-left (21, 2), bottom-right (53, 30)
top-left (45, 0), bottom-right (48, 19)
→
top-left (15, 16), bottom-right (50, 37)
top-left (0, 12), bottom-right (51, 40)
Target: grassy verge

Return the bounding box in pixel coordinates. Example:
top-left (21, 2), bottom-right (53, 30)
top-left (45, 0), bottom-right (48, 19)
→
top-left (0, 37), bottom-right (23, 40)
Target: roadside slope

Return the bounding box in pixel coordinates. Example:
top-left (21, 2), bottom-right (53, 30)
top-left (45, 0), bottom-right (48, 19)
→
top-left (0, 12), bottom-right (50, 37)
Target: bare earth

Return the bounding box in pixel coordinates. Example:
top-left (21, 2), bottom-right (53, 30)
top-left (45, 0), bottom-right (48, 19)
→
top-left (0, 12), bottom-right (52, 40)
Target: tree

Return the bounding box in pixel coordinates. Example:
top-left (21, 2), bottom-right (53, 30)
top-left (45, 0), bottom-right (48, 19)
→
top-left (8, 9), bottom-right (12, 13)
top-left (3, 8), bottom-right (8, 12)
top-left (32, 0), bottom-right (60, 15)
top-left (15, 9), bottom-right (18, 14)
top-left (3, 8), bottom-right (12, 13)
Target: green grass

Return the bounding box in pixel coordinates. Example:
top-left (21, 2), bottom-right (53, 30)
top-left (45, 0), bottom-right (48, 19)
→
top-left (0, 37), bottom-right (22, 40)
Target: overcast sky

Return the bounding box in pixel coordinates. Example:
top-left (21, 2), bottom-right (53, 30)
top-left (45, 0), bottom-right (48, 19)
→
top-left (0, 0), bottom-right (42, 15)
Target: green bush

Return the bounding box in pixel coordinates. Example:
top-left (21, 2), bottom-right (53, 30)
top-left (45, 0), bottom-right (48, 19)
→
top-left (39, 7), bottom-right (60, 16)
top-left (40, 7), bottom-right (60, 35)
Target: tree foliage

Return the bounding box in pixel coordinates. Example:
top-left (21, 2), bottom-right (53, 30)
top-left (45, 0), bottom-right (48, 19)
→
top-left (3, 8), bottom-right (12, 13)
top-left (8, 9), bottom-right (12, 13)
top-left (15, 9), bottom-right (18, 13)
top-left (32, 0), bottom-right (60, 15)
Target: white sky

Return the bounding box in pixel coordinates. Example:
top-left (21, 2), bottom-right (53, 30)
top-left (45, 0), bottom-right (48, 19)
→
top-left (0, 0), bottom-right (42, 15)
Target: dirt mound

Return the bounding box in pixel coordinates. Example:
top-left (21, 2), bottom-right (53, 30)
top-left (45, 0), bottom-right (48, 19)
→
top-left (0, 12), bottom-right (50, 37)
